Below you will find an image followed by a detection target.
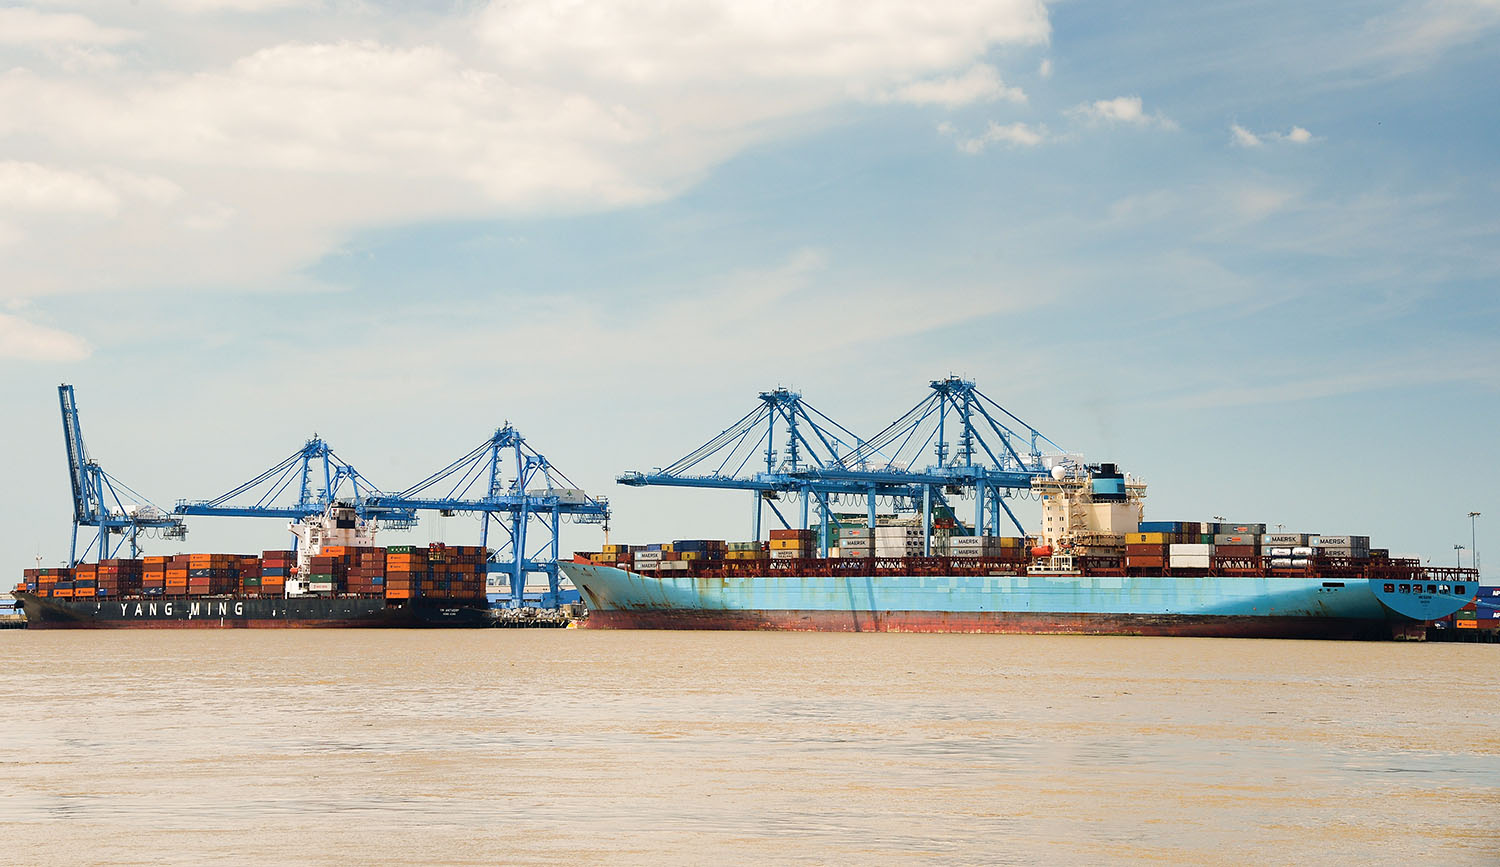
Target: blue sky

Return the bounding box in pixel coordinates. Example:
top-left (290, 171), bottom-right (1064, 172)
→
top-left (1, 0), bottom-right (1496, 577)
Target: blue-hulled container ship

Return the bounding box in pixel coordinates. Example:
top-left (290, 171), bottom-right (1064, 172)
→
top-left (562, 466), bottom-right (1478, 640)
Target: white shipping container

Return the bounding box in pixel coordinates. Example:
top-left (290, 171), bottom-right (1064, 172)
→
top-left (770, 549), bottom-right (802, 560)
top-left (1292, 546), bottom-right (1315, 556)
top-left (1169, 556), bottom-right (1212, 569)
top-left (1270, 547), bottom-right (1293, 557)
top-left (634, 551), bottom-right (662, 562)
top-left (1263, 533), bottom-right (1310, 546)
top-left (840, 549), bottom-right (871, 558)
top-left (1169, 543), bottom-right (1213, 555)
top-left (308, 582), bottom-right (334, 592)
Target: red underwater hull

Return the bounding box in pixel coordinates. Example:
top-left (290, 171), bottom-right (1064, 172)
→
top-left (582, 608), bottom-right (1415, 640)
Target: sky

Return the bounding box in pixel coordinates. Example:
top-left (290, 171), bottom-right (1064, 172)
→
top-left (1, 0), bottom-right (1497, 580)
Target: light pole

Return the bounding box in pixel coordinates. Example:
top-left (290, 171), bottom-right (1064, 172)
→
top-left (1469, 512), bottom-right (1481, 575)
top-left (1454, 544), bottom-right (1465, 569)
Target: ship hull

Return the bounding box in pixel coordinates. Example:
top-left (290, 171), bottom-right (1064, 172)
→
top-left (563, 564), bottom-right (1470, 640)
top-left (15, 592), bottom-right (491, 629)
top-left (581, 608), bottom-right (1400, 639)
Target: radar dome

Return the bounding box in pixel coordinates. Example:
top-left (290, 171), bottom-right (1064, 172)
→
top-left (1050, 465), bottom-right (1067, 481)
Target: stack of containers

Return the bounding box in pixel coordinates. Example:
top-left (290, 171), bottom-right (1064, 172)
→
top-left (142, 556), bottom-right (168, 595)
top-left (305, 547), bottom-right (348, 595)
top-left (874, 525), bottom-right (923, 558)
top-left (839, 527), bottom-right (872, 558)
top-left (1125, 532), bottom-right (1170, 569)
top-left (600, 543), bottom-right (632, 566)
top-left (19, 567), bottom-right (74, 597)
top-left (1476, 587), bottom-right (1500, 630)
top-left (166, 555), bottom-right (189, 595)
top-left (187, 553), bottom-right (241, 596)
top-left (385, 545), bottom-right (422, 599)
top-left (1264, 534), bottom-right (1314, 569)
top-left (634, 547), bottom-right (664, 569)
top-left (768, 529), bottom-right (812, 560)
top-left (73, 562), bottom-right (97, 598)
top-left (1213, 531), bottom-right (1261, 561)
top-left (347, 548), bottom-right (385, 595)
top-left (1313, 535), bottom-right (1370, 560)
top-left (724, 542), bottom-right (766, 561)
top-left (949, 535), bottom-right (1027, 560)
top-left (673, 540), bottom-right (726, 561)
top-left (1168, 542), bottom-right (1213, 570)
top-left (95, 559), bottom-right (144, 597)
top-left (261, 550), bottom-right (293, 595)
top-left (423, 544), bottom-right (485, 598)
top-left (237, 556), bottom-right (261, 595)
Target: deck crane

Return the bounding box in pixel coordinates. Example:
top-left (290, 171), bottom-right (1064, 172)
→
top-left (618, 378), bottom-right (1072, 555)
top-left (366, 425), bottom-right (610, 609)
top-left (58, 384), bottom-right (186, 565)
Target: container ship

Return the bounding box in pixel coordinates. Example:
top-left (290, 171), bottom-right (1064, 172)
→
top-left (14, 507), bottom-right (491, 628)
top-left (562, 465), bottom-right (1482, 640)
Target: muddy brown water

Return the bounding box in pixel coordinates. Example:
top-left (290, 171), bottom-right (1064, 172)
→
top-left (2, 630), bottom-right (1496, 864)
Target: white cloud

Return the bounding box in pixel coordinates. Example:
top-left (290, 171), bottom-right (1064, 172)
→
top-left (0, 162), bottom-right (122, 215)
top-left (0, 8), bottom-right (137, 46)
top-left (0, 312), bottom-right (92, 362)
top-left (886, 64), bottom-right (1026, 107)
top-left (1230, 123), bottom-right (1317, 147)
top-left (1069, 95), bottom-right (1176, 129)
top-left (0, 1), bottom-right (1055, 298)
top-left (1038, 57), bottom-right (1052, 78)
top-left (954, 121), bottom-right (1047, 153)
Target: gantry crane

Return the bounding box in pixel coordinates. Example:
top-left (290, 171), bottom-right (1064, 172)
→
top-left (618, 377), bottom-right (1072, 553)
top-left (173, 426), bottom-right (606, 609)
top-left (58, 384), bottom-right (186, 564)
top-left (367, 425), bottom-right (608, 608)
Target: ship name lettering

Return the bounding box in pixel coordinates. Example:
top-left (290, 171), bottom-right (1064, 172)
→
top-left (190, 603), bottom-right (201, 617)
top-left (119, 604), bottom-right (129, 616)
top-left (148, 603), bottom-right (157, 616)
top-left (234, 602), bottom-right (243, 616)
top-left (132, 604), bottom-right (143, 616)
top-left (163, 603), bottom-right (172, 616)
top-left (218, 602), bottom-right (228, 616)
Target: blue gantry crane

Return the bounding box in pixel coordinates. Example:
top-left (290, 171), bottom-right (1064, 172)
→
top-left (367, 425), bottom-right (609, 609)
top-left (171, 424), bottom-right (606, 609)
top-left (58, 384), bottom-right (186, 565)
top-left (618, 377), bottom-right (1070, 553)
top-left (174, 436), bottom-right (416, 527)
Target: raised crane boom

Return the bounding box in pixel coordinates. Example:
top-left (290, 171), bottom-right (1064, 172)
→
top-left (57, 384), bottom-right (187, 565)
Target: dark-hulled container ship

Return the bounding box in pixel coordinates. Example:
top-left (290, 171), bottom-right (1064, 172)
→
top-left (15, 508), bottom-right (490, 629)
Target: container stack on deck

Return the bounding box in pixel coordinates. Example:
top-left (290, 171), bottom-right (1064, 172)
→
top-left (769, 529), bottom-right (812, 560)
top-left (261, 550), bottom-right (292, 595)
top-left (15, 544), bottom-right (486, 603)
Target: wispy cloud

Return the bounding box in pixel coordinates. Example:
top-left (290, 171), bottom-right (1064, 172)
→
top-left (885, 64), bottom-right (1026, 107)
top-left (1068, 95), bottom-right (1177, 130)
top-left (0, 312), bottom-right (92, 362)
top-left (0, 8), bottom-right (137, 46)
top-left (1230, 123), bottom-right (1316, 147)
top-left (948, 121), bottom-right (1047, 153)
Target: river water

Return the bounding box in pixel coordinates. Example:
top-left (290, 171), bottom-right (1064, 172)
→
top-left (2, 630), bottom-right (1496, 865)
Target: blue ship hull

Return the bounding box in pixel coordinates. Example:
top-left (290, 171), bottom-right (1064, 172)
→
top-left (561, 564), bottom-right (1475, 639)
